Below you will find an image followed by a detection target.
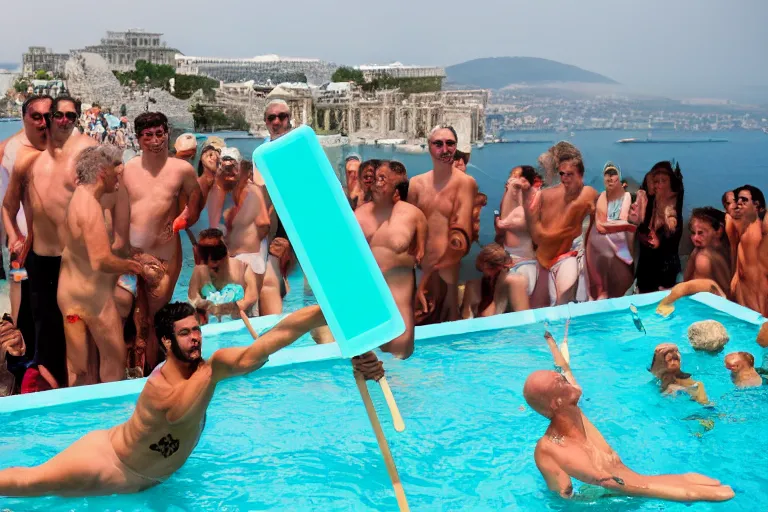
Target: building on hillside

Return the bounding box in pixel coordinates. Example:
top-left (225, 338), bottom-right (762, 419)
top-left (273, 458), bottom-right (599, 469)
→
top-left (355, 62), bottom-right (445, 82)
top-left (22, 47), bottom-right (69, 77)
top-left (175, 54), bottom-right (336, 86)
top-left (78, 30), bottom-right (180, 71)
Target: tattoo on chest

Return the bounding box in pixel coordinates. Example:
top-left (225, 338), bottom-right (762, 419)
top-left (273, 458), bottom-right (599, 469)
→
top-left (149, 433), bottom-right (180, 458)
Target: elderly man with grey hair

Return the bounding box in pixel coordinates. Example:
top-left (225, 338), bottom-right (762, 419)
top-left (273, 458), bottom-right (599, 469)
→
top-left (58, 146), bottom-right (152, 386)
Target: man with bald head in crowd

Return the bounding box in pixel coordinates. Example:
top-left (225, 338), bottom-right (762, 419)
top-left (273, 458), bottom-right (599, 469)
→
top-left (3, 96), bottom-right (97, 390)
top-left (523, 142), bottom-right (597, 305)
top-left (408, 125), bottom-right (478, 324)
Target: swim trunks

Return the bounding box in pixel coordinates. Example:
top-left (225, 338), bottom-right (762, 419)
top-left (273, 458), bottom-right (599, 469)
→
top-left (26, 250), bottom-right (67, 388)
top-left (508, 259), bottom-right (538, 297)
top-left (117, 273), bottom-right (138, 297)
top-left (233, 238), bottom-right (269, 275)
top-left (547, 251), bottom-right (579, 307)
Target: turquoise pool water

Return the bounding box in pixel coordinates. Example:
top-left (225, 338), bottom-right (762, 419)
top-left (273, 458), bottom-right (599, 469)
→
top-left (1, 297), bottom-right (765, 511)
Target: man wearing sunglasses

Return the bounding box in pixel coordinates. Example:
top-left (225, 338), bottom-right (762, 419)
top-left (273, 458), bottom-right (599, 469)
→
top-left (0, 94), bottom-right (53, 393)
top-left (188, 228), bottom-right (259, 323)
top-left (522, 144), bottom-right (598, 306)
top-left (114, 112), bottom-right (203, 376)
top-left (2, 95), bottom-right (97, 391)
top-left (407, 125), bottom-right (478, 325)
top-left (728, 185), bottom-right (767, 316)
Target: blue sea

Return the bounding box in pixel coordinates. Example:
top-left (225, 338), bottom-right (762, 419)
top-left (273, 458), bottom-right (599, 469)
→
top-left (2, 121), bottom-right (765, 252)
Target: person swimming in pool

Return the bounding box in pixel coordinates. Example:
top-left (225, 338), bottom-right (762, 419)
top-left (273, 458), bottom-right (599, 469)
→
top-left (523, 332), bottom-right (734, 503)
top-left (724, 352), bottom-right (766, 388)
top-left (648, 343), bottom-right (709, 405)
top-left (0, 303), bottom-right (327, 497)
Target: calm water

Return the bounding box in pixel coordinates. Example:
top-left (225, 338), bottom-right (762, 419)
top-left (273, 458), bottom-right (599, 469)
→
top-left (1, 298), bottom-right (765, 511)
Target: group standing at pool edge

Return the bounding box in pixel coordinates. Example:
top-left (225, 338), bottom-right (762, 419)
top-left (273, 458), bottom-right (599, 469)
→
top-left (0, 93), bottom-right (766, 504)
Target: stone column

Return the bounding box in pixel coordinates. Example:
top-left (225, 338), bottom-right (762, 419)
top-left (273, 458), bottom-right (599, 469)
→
top-left (324, 109), bottom-right (330, 131)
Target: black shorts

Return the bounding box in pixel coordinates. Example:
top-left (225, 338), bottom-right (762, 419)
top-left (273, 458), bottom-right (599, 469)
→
top-left (26, 250), bottom-right (67, 388)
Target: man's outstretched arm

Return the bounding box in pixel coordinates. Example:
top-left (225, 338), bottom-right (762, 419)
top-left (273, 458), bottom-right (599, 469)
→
top-left (211, 305), bottom-right (326, 381)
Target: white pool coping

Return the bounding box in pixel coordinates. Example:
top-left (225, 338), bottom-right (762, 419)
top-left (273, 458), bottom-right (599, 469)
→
top-left (0, 291), bottom-right (763, 414)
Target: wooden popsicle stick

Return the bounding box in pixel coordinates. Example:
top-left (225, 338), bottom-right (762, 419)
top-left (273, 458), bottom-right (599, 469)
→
top-left (378, 376), bottom-right (405, 432)
top-left (239, 310), bottom-right (260, 340)
top-left (355, 372), bottom-right (410, 512)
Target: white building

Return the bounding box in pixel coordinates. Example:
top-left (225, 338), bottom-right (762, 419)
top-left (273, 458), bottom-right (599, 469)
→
top-left (175, 54), bottom-right (336, 86)
top-left (355, 62), bottom-right (445, 82)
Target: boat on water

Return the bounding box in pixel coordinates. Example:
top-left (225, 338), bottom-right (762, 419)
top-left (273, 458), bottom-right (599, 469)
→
top-left (474, 142), bottom-right (485, 150)
top-left (616, 137), bottom-right (728, 144)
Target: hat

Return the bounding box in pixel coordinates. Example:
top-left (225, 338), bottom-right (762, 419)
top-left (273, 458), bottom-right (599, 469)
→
top-left (603, 161), bottom-right (621, 180)
top-left (204, 136), bottom-right (226, 150)
top-left (220, 147), bottom-right (242, 162)
top-left (174, 133), bottom-right (197, 156)
top-left (345, 153), bottom-right (361, 163)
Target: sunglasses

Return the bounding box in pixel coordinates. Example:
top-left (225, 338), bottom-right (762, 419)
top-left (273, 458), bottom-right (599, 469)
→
top-left (430, 139), bottom-right (456, 148)
top-left (198, 243), bottom-right (228, 262)
top-left (140, 129), bottom-right (167, 140)
top-left (266, 113), bottom-right (290, 122)
top-left (46, 111), bottom-right (78, 122)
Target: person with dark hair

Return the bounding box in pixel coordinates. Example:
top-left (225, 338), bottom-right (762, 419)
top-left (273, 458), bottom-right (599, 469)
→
top-left (683, 207), bottom-right (732, 295)
top-left (114, 112), bottom-right (202, 377)
top-left (727, 184), bottom-right (767, 316)
top-left (0, 303), bottom-right (327, 497)
top-left (721, 190), bottom-right (736, 218)
top-left (495, 166), bottom-right (539, 302)
top-left (648, 343), bottom-right (708, 404)
top-left (187, 228), bottom-right (259, 323)
top-left (0, 94), bottom-right (52, 392)
top-left (344, 154), bottom-right (361, 208)
top-left (408, 126), bottom-right (478, 324)
top-left (452, 149), bottom-right (470, 173)
top-left (523, 145), bottom-right (598, 305)
top-left (354, 159), bottom-right (378, 210)
top-left (461, 242), bottom-right (531, 318)
top-left (3, 95), bottom-right (97, 392)
top-left (523, 337), bottom-right (733, 503)
top-left (634, 161), bottom-right (685, 294)
top-left (58, 146), bottom-right (155, 386)
top-left (586, 162), bottom-right (636, 300)
top-left (354, 160), bottom-right (426, 358)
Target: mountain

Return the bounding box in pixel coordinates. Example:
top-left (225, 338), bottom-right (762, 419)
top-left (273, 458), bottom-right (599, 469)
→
top-left (445, 57), bottom-right (617, 89)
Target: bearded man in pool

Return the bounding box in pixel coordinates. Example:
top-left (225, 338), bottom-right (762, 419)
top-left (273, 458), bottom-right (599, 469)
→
top-left (523, 331), bottom-right (734, 503)
top-left (0, 303), bottom-right (326, 497)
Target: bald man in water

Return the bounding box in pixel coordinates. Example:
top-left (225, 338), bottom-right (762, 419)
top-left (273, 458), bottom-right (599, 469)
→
top-left (523, 331), bottom-right (734, 503)
top-left (0, 303), bottom-right (326, 497)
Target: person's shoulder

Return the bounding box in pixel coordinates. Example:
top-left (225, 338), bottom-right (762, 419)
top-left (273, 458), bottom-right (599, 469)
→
top-left (396, 199), bottom-right (425, 218)
top-left (168, 156), bottom-right (195, 174)
top-left (70, 132), bottom-right (98, 152)
top-left (583, 185), bottom-right (599, 199)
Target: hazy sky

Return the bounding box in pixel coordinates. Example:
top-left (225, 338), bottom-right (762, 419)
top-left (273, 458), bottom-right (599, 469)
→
top-left (2, 0), bottom-right (766, 99)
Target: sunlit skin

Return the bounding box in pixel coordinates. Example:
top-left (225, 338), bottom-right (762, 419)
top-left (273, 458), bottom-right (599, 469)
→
top-left (722, 191), bottom-right (736, 218)
top-left (690, 218), bottom-right (719, 249)
top-left (724, 352), bottom-right (763, 388)
top-left (265, 104), bottom-right (291, 141)
top-left (728, 189), bottom-right (768, 316)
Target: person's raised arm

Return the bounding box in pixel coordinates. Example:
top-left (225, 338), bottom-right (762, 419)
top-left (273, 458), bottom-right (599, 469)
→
top-left (544, 325), bottom-right (576, 387)
top-left (211, 305), bottom-right (326, 382)
top-left (79, 196), bottom-right (142, 276)
top-left (656, 279), bottom-right (725, 317)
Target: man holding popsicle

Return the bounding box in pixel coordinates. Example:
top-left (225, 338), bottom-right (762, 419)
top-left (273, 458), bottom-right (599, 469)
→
top-left (0, 303), bottom-right (326, 497)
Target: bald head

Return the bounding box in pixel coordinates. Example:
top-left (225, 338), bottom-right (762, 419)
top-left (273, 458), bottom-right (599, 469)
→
top-left (523, 370), bottom-right (581, 418)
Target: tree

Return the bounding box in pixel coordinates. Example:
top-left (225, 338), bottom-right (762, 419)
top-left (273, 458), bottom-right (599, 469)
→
top-left (230, 110), bottom-right (250, 132)
top-left (190, 103), bottom-right (209, 132)
top-left (331, 67), bottom-right (365, 84)
top-left (34, 69), bottom-right (51, 80)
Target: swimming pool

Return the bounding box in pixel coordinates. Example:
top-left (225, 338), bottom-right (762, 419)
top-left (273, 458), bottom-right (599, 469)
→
top-left (1, 292), bottom-right (765, 511)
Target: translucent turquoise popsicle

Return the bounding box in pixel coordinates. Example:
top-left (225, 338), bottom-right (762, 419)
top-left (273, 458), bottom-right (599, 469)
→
top-left (253, 126), bottom-right (405, 357)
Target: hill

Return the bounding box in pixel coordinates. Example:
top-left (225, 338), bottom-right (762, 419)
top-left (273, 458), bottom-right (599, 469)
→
top-left (445, 57), bottom-right (617, 89)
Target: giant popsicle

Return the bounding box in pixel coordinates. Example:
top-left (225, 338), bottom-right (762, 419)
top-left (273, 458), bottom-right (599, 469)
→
top-left (252, 126), bottom-right (405, 357)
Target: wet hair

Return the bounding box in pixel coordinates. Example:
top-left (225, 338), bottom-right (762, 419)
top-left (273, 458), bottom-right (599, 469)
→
top-left (733, 185), bottom-right (766, 214)
top-left (154, 302), bottom-right (197, 355)
top-left (75, 145), bottom-right (123, 185)
top-left (51, 96), bottom-right (82, 116)
top-left (475, 243), bottom-right (511, 272)
top-left (649, 161), bottom-right (682, 193)
top-left (510, 165), bottom-right (536, 186)
top-left (721, 190), bottom-right (734, 208)
top-left (389, 160), bottom-right (407, 177)
top-left (199, 228), bottom-right (224, 241)
top-left (134, 112), bottom-right (168, 136)
top-left (22, 94), bottom-right (53, 117)
top-left (428, 124), bottom-right (458, 142)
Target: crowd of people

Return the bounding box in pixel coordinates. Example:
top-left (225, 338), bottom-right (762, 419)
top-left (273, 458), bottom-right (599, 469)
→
top-left (0, 92), bottom-right (765, 503)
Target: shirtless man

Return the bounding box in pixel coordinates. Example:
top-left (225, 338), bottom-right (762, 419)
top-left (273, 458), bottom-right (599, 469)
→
top-left (724, 352), bottom-right (764, 388)
top-left (495, 165), bottom-right (539, 301)
top-left (684, 207), bottom-right (731, 295)
top-left (59, 146), bottom-right (153, 386)
top-left (408, 126), bottom-right (478, 324)
top-left (221, 148), bottom-right (271, 300)
top-left (523, 333), bottom-right (733, 502)
top-left (344, 154), bottom-right (363, 208)
top-left (523, 146), bottom-right (598, 305)
top-left (3, 96), bottom-right (97, 390)
top-left (114, 112), bottom-right (202, 375)
top-left (0, 95), bottom-right (52, 386)
top-left (727, 185), bottom-right (767, 316)
top-left (187, 229), bottom-right (259, 323)
top-left (355, 160), bottom-right (427, 358)
top-left (0, 303), bottom-right (326, 497)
